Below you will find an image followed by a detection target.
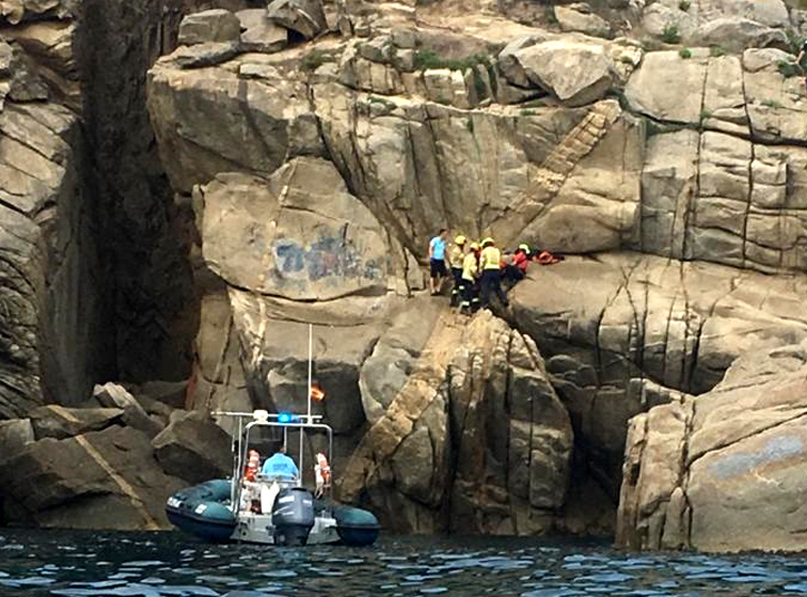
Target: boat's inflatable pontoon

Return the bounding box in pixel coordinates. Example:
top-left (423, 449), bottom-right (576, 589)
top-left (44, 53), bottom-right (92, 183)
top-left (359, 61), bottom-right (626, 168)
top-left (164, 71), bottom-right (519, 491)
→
top-left (166, 479), bottom-right (236, 542)
top-left (166, 479), bottom-right (380, 546)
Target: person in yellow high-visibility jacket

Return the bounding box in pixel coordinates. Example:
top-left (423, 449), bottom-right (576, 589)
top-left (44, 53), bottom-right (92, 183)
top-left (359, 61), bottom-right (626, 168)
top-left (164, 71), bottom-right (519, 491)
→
top-left (448, 235), bottom-right (467, 307)
top-left (459, 242), bottom-right (480, 314)
top-left (479, 237), bottom-right (509, 309)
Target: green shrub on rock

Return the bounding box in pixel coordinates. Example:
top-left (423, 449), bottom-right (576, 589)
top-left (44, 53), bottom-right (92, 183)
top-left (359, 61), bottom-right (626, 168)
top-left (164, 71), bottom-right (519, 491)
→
top-left (661, 23), bottom-right (681, 44)
top-left (777, 60), bottom-right (802, 78)
top-left (785, 28), bottom-right (806, 56)
top-left (301, 49), bottom-right (334, 71)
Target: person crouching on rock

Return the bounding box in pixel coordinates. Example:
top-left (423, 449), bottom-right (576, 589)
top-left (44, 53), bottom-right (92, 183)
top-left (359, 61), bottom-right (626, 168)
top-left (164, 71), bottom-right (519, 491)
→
top-left (504, 243), bottom-right (530, 288)
top-left (429, 228), bottom-right (449, 296)
top-left (480, 237), bottom-right (509, 310)
top-left (459, 241), bottom-right (480, 315)
top-left (449, 235), bottom-right (467, 307)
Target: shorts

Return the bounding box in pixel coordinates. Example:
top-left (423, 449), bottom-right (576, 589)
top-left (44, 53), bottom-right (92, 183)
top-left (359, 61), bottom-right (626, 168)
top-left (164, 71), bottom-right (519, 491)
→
top-left (430, 259), bottom-right (447, 278)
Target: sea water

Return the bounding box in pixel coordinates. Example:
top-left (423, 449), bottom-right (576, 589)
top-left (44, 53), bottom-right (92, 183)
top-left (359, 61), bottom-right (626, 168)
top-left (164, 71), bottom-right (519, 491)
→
top-left (1, 529), bottom-right (807, 596)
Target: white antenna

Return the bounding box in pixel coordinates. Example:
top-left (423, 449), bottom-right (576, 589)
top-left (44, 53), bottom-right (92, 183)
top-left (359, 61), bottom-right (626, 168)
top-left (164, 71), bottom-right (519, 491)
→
top-left (307, 323), bottom-right (313, 421)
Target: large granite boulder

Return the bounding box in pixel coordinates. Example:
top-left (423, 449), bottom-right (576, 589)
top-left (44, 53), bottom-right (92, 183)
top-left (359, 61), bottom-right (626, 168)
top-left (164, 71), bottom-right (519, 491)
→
top-left (266, 0), bottom-right (327, 40)
top-left (346, 298), bottom-right (453, 532)
top-left (29, 405), bottom-right (123, 440)
top-left (0, 418), bottom-right (33, 458)
top-left (228, 289), bottom-right (387, 440)
top-left (0, 426), bottom-right (183, 529)
top-left (147, 58), bottom-right (321, 194)
top-left (709, 0), bottom-right (789, 27)
top-left (170, 41), bottom-right (240, 69)
top-left (152, 410), bottom-right (232, 484)
top-left (501, 37), bottom-right (615, 106)
top-left (136, 379), bottom-right (188, 409)
top-left (554, 4), bottom-right (610, 38)
top-left (641, 1), bottom-right (699, 41)
top-left (237, 8), bottom-right (287, 53)
top-left (93, 382), bottom-right (163, 437)
top-left (617, 341), bottom-right (807, 552)
top-left (200, 158), bottom-right (389, 301)
top-left (178, 9), bottom-right (242, 46)
top-left (695, 18), bottom-right (788, 52)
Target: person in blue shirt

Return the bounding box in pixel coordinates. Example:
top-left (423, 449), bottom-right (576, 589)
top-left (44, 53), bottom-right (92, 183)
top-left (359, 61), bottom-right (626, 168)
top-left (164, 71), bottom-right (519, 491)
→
top-left (429, 228), bottom-right (449, 296)
top-left (261, 446), bottom-right (299, 481)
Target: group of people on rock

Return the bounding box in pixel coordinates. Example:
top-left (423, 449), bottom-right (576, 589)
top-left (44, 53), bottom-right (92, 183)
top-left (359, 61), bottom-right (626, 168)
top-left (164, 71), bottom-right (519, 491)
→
top-left (429, 228), bottom-right (561, 315)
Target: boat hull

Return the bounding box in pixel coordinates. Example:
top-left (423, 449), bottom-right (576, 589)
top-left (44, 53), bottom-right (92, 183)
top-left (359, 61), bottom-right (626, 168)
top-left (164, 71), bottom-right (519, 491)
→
top-left (166, 509), bottom-right (236, 543)
top-left (165, 479), bottom-right (237, 543)
top-left (333, 505), bottom-right (381, 547)
top-left (166, 480), bottom-right (380, 546)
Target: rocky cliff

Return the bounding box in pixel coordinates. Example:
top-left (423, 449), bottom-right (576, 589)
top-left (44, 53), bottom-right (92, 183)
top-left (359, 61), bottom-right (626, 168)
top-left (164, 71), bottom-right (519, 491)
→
top-left (1, 0), bottom-right (807, 551)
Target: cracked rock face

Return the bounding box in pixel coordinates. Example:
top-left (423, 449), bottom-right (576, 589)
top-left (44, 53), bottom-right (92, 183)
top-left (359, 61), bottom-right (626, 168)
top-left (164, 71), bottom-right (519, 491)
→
top-left (617, 341), bottom-right (807, 552)
top-left (628, 50), bottom-right (807, 274)
top-left (510, 253), bottom-right (807, 499)
top-left (4, 0), bottom-right (807, 546)
top-left (337, 309), bottom-right (573, 534)
top-left (143, 0), bottom-right (807, 544)
top-left (0, 0), bottom-right (213, 417)
top-left (0, 67), bottom-right (102, 417)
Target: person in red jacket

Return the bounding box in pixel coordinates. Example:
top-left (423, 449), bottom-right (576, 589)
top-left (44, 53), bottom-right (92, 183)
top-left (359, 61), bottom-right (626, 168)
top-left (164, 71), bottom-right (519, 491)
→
top-left (504, 244), bottom-right (530, 287)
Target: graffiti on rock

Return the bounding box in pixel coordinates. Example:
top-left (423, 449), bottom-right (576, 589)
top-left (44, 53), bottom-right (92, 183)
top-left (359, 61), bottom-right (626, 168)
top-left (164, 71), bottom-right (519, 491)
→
top-left (274, 234), bottom-right (383, 284)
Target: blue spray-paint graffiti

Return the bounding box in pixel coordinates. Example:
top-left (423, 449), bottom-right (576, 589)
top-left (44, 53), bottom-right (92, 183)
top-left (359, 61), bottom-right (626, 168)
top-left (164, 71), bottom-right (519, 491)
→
top-left (274, 235), bottom-right (383, 283)
top-left (275, 242), bottom-right (305, 273)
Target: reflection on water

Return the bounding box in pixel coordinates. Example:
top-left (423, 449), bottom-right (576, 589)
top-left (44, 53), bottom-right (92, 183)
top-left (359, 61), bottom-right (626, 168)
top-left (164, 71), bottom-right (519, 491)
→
top-left (1, 529), bottom-right (807, 596)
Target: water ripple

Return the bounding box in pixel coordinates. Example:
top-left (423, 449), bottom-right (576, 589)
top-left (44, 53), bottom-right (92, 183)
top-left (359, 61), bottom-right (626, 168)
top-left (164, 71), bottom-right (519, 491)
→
top-left (1, 530), bottom-right (807, 596)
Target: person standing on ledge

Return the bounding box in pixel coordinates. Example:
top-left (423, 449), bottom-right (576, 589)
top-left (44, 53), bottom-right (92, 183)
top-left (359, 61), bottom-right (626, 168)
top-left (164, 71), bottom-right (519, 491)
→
top-left (798, 40), bottom-right (807, 96)
top-left (429, 228), bottom-right (449, 296)
top-left (448, 235), bottom-right (467, 306)
top-left (459, 241), bottom-right (480, 314)
top-left (479, 237), bottom-right (509, 310)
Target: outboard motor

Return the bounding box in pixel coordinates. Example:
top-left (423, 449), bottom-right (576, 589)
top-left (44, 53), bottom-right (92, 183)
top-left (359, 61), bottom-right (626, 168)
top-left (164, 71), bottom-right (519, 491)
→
top-left (271, 487), bottom-right (315, 546)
